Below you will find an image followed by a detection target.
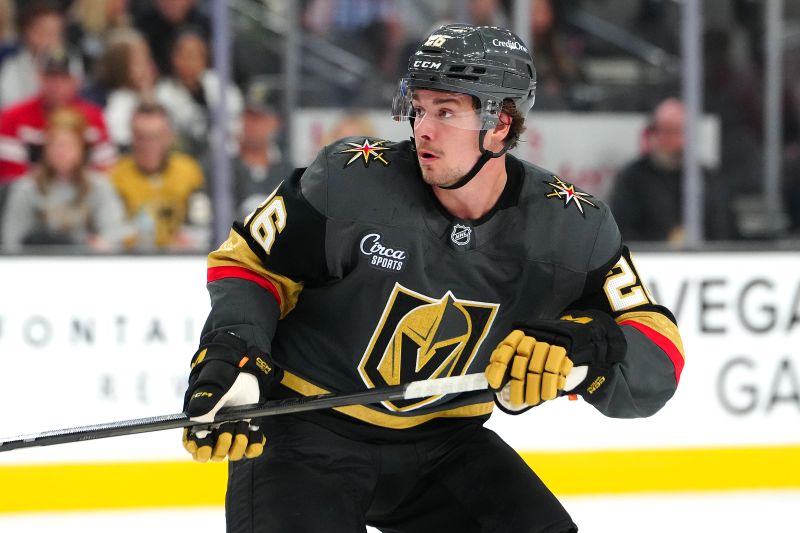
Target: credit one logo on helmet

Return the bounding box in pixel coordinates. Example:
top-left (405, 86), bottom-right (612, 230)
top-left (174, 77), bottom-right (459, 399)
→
top-left (413, 60), bottom-right (442, 70)
top-left (492, 38), bottom-right (528, 53)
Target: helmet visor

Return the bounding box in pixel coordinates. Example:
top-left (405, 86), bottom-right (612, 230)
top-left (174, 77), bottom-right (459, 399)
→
top-left (391, 78), bottom-right (501, 131)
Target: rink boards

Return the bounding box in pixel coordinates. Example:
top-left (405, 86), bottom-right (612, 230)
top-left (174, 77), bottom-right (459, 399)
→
top-left (0, 253), bottom-right (798, 513)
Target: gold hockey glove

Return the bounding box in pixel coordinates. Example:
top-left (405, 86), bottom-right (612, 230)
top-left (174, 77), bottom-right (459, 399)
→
top-left (182, 331), bottom-right (282, 462)
top-left (182, 421), bottom-right (264, 463)
top-left (485, 310), bottom-right (627, 414)
top-left (485, 330), bottom-right (574, 410)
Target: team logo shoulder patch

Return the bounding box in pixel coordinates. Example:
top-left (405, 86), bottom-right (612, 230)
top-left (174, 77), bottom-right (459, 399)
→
top-left (543, 175), bottom-right (598, 216)
top-left (338, 138), bottom-right (392, 168)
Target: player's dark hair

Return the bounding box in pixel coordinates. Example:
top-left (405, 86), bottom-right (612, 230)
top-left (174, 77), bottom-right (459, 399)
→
top-left (472, 96), bottom-right (526, 150)
top-left (501, 98), bottom-right (526, 150)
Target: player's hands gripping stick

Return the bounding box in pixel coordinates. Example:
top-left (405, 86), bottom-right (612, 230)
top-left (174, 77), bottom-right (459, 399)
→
top-left (182, 331), bottom-right (282, 462)
top-left (485, 310), bottom-right (628, 413)
top-left (485, 330), bottom-right (574, 409)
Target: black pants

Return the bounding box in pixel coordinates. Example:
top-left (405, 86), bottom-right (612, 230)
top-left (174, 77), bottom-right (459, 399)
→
top-left (226, 416), bottom-right (577, 533)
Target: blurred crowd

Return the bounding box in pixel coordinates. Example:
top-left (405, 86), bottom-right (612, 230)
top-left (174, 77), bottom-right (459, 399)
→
top-left (0, 0), bottom-right (292, 254)
top-left (0, 0), bottom-right (798, 254)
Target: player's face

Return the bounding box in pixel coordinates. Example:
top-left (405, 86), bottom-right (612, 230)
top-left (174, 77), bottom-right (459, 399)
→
top-left (412, 90), bottom-right (483, 187)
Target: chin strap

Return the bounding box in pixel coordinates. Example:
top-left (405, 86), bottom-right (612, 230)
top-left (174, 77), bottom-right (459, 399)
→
top-left (434, 130), bottom-right (512, 191)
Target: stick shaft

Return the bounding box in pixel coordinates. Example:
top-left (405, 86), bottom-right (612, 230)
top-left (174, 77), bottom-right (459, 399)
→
top-left (0, 374), bottom-right (487, 452)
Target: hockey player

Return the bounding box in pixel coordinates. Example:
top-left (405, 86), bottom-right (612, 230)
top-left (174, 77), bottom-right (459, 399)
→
top-left (182, 24), bottom-right (684, 533)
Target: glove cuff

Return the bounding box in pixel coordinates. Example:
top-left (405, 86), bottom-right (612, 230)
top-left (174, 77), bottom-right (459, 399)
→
top-left (558, 311), bottom-right (626, 403)
top-left (515, 310), bottom-right (627, 368)
top-left (566, 309), bottom-right (627, 366)
top-left (512, 311), bottom-right (627, 404)
top-left (185, 331), bottom-right (282, 408)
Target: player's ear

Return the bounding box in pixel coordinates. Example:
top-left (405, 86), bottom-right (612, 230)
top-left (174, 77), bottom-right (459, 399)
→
top-left (486, 112), bottom-right (512, 150)
top-left (494, 112), bottom-right (512, 136)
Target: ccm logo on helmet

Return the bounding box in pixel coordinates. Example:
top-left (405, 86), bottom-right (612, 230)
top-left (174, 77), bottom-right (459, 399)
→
top-left (413, 60), bottom-right (442, 70)
top-left (492, 38), bottom-right (528, 53)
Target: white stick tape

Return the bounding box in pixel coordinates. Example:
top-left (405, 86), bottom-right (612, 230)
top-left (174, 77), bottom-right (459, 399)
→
top-left (403, 374), bottom-right (488, 399)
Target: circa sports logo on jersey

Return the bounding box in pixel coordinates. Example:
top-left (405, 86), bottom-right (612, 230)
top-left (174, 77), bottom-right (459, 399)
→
top-left (543, 175), bottom-right (598, 216)
top-left (337, 138), bottom-right (392, 168)
top-left (451, 224), bottom-right (472, 246)
top-left (358, 283), bottom-right (499, 412)
top-left (360, 233), bottom-right (406, 272)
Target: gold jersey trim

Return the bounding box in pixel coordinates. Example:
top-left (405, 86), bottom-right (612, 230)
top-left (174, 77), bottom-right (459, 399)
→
top-left (616, 310), bottom-right (685, 360)
top-left (208, 229), bottom-right (303, 318)
top-left (280, 370), bottom-right (494, 429)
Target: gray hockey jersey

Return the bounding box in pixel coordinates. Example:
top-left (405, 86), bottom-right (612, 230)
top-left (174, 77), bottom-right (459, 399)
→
top-left (202, 136), bottom-right (684, 436)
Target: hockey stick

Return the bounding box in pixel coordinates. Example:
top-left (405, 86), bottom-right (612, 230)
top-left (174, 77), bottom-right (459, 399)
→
top-left (0, 373), bottom-right (488, 453)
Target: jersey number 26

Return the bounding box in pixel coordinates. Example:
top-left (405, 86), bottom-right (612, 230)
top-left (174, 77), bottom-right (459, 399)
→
top-left (248, 195), bottom-right (287, 255)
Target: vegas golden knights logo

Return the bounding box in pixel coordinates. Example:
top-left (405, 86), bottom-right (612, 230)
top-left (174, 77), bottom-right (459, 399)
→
top-left (358, 283), bottom-right (499, 412)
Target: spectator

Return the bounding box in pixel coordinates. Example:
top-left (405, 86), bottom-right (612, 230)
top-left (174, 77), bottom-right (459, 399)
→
top-left (0, 1), bottom-right (78, 107)
top-left (67, 0), bottom-right (132, 74)
top-left (0, 0), bottom-right (16, 63)
top-left (526, 0), bottom-right (585, 110)
top-left (0, 47), bottom-right (117, 183)
top-left (303, 0), bottom-right (404, 104)
top-left (609, 97), bottom-right (737, 244)
top-left (110, 102), bottom-right (208, 251)
top-left (86, 28), bottom-right (157, 149)
top-left (134, 0), bottom-right (209, 77)
top-left (704, 28), bottom-right (800, 197)
top-left (0, 0), bottom-right (15, 233)
top-left (467, 0), bottom-right (508, 27)
top-left (224, 80), bottom-right (292, 219)
top-left (702, 28), bottom-right (764, 199)
top-left (1, 107), bottom-right (126, 252)
top-left (320, 111), bottom-right (378, 148)
top-left (154, 27), bottom-right (242, 158)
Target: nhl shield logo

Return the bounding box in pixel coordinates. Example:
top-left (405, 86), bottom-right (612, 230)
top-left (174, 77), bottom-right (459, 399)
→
top-left (450, 224), bottom-right (471, 246)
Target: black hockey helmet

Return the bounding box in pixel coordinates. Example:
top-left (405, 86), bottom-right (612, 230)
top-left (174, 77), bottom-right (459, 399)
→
top-left (393, 24), bottom-right (536, 189)
top-left (392, 24), bottom-right (536, 131)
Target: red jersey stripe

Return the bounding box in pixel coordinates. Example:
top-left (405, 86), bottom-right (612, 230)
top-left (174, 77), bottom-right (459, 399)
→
top-left (207, 266), bottom-right (282, 307)
top-left (620, 320), bottom-right (684, 384)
